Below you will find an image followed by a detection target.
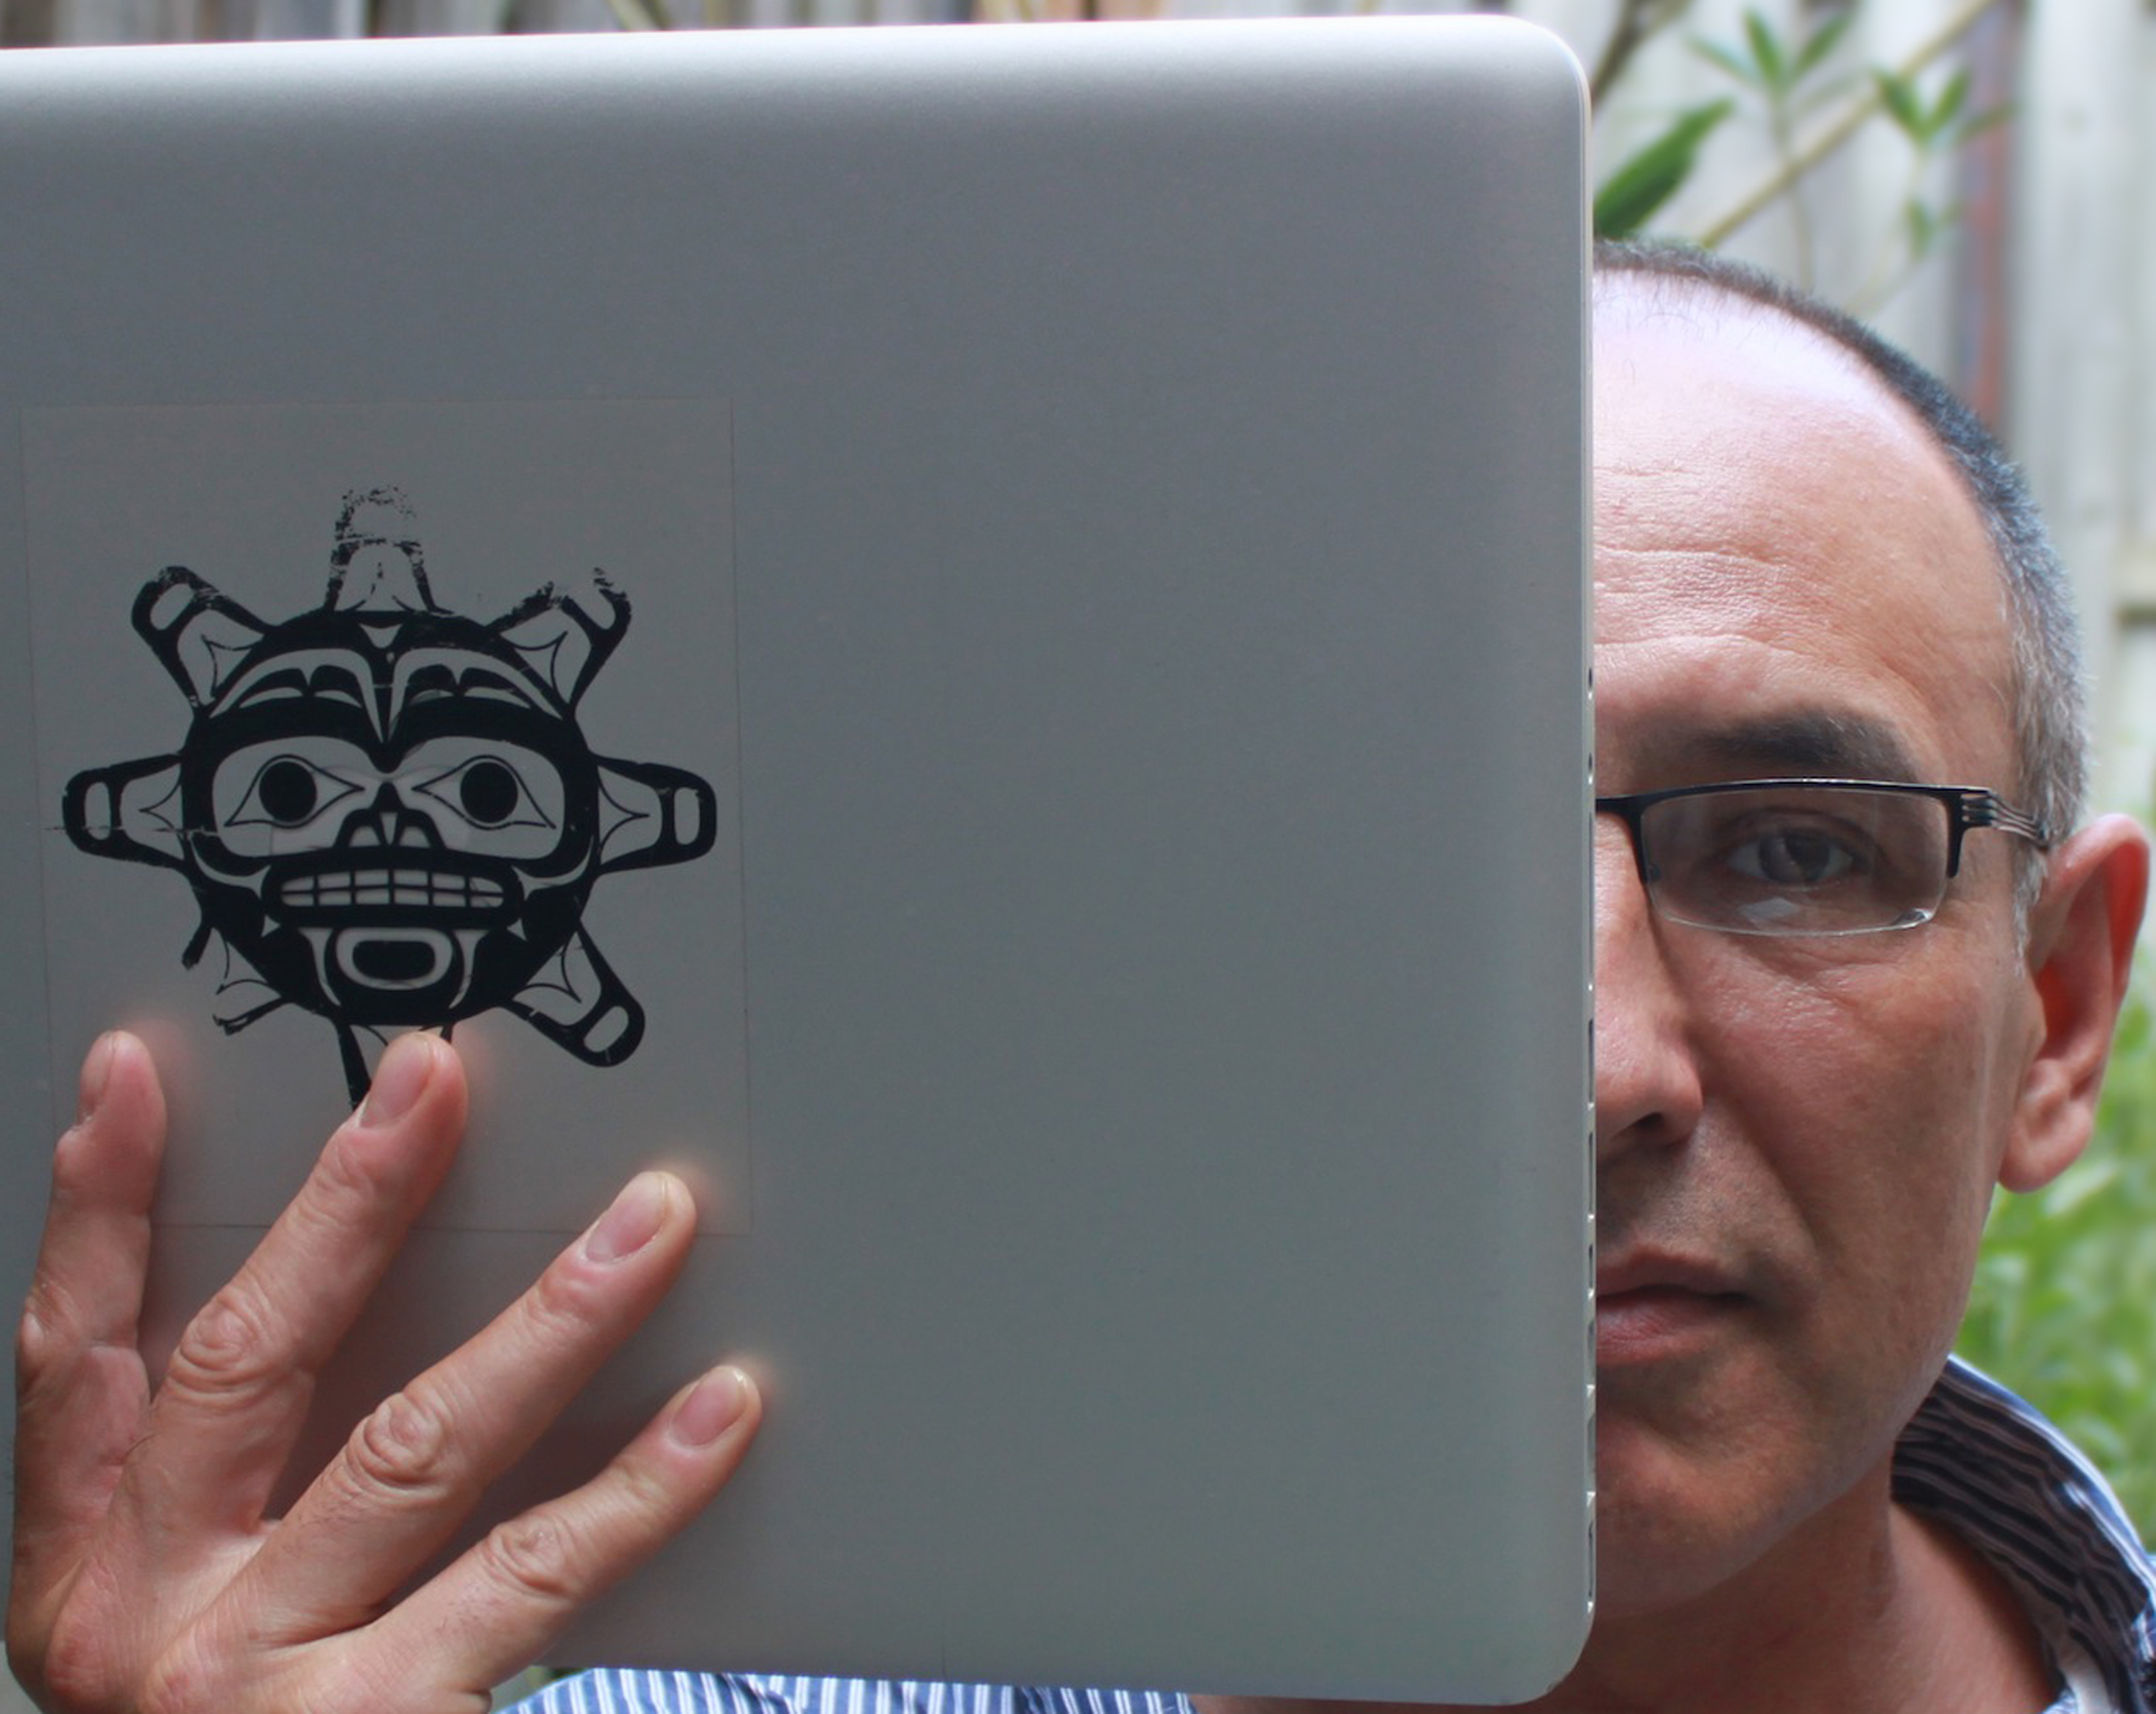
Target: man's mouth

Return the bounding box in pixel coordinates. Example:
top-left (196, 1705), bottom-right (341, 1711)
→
top-left (1595, 1255), bottom-right (1750, 1365)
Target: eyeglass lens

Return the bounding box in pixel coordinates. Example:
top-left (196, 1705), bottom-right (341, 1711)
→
top-left (1637, 785), bottom-right (1951, 936)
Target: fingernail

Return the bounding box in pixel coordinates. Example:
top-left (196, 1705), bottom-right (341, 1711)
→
top-left (359, 1036), bottom-right (433, 1130)
top-left (671, 1366), bottom-right (750, 1447)
top-left (585, 1172), bottom-right (671, 1263)
top-left (76, 1033), bottom-right (118, 1124)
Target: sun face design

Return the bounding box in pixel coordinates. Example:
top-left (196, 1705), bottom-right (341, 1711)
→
top-left (63, 489), bottom-right (717, 1103)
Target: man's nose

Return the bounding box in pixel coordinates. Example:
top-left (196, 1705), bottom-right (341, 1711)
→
top-left (1593, 818), bottom-right (1705, 1160)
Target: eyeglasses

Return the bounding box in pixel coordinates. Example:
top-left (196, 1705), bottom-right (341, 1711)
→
top-left (1594, 779), bottom-right (2051, 937)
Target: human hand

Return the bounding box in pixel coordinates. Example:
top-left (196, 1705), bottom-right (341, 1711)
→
top-left (8, 1030), bottom-right (760, 1713)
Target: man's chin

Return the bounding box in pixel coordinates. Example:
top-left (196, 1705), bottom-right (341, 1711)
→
top-left (1587, 1412), bottom-right (1790, 1620)
top-left (1590, 1393), bottom-right (1907, 1634)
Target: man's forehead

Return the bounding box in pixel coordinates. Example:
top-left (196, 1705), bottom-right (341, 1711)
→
top-left (1592, 278), bottom-right (1915, 447)
top-left (1588, 275), bottom-right (2019, 788)
top-left (1590, 271), bottom-right (2001, 597)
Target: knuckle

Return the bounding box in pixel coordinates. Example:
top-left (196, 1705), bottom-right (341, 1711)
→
top-left (517, 1256), bottom-right (614, 1348)
top-left (302, 1127), bottom-right (400, 1224)
top-left (610, 1448), bottom-right (686, 1523)
top-left (17, 1272), bottom-right (98, 1379)
top-left (339, 1383), bottom-right (463, 1504)
top-left (477, 1509), bottom-right (586, 1611)
top-left (15, 1291), bottom-right (61, 1381)
top-left (268, 1133), bottom-right (410, 1269)
top-left (47, 1120), bottom-right (111, 1202)
top-left (162, 1287), bottom-right (289, 1403)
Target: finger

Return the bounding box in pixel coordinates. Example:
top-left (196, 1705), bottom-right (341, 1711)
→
top-left (356, 1363), bottom-right (760, 1696)
top-left (114, 1032), bottom-right (469, 1550)
top-left (231, 1169), bottom-right (702, 1639)
top-left (11, 1033), bottom-right (165, 1615)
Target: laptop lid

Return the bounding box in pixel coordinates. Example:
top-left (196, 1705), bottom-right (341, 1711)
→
top-left (0, 18), bottom-right (1591, 1700)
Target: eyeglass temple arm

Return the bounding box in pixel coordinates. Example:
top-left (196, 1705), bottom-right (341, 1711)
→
top-left (1948, 790), bottom-right (2050, 875)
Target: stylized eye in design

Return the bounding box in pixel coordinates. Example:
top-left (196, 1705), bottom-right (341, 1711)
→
top-left (410, 755), bottom-right (559, 834)
top-left (225, 753), bottom-right (366, 831)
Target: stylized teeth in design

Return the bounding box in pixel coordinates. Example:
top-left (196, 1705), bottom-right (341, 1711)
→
top-left (277, 870), bottom-right (506, 910)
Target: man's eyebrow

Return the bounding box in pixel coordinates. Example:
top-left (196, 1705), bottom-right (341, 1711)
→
top-left (1685, 713), bottom-right (1925, 783)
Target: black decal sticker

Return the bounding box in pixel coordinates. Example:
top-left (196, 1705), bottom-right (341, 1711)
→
top-left (63, 489), bottom-right (718, 1105)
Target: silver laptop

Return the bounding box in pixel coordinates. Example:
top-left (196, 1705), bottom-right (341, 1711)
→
top-left (0, 18), bottom-right (1592, 1700)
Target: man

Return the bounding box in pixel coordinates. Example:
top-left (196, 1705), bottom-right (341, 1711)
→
top-left (9, 245), bottom-right (2154, 1713)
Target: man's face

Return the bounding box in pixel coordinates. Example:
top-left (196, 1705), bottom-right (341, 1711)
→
top-left (1589, 292), bottom-right (2051, 1616)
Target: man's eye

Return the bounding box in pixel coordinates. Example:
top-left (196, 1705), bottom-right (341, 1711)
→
top-left (1725, 825), bottom-right (1865, 888)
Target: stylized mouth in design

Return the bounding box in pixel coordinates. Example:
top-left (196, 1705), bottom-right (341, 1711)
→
top-left (274, 862), bottom-right (512, 918)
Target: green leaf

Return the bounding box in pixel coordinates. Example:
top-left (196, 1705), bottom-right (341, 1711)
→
top-left (1792, 7), bottom-right (1855, 80)
top-left (1932, 67), bottom-right (1972, 135)
top-left (1902, 198), bottom-right (1938, 262)
top-left (1743, 9), bottom-right (1788, 92)
top-left (1593, 100), bottom-right (1736, 239)
top-left (1874, 69), bottom-right (1925, 139)
top-left (1689, 34), bottom-right (1762, 89)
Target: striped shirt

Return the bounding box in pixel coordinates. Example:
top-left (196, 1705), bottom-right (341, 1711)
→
top-left (512, 1360), bottom-right (2155, 1714)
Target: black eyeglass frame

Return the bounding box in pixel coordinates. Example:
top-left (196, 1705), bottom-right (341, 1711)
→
top-left (1595, 778), bottom-right (2052, 894)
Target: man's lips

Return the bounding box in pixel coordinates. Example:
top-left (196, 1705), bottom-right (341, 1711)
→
top-left (1595, 1255), bottom-right (1751, 1364)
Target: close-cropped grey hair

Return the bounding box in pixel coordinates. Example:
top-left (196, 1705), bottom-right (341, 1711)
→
top-left (1593, 240), bottom-right (2086, 916)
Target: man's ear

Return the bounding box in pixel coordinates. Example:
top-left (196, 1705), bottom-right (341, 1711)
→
top-left (2001, 812), bottom-right (2151, 1193)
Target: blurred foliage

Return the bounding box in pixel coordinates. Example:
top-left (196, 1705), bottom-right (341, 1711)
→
top-left (1958, 964), bottom-right (2156, 1532)
top-left (1675, 4), bottom-right (1853, 271)
top-left (1595, 1), bottom-right (1841, 242)
top-left (1592, 1), bottom-right (2007, 314)
top-left (1591, 97), bottom-right (1734, 242)
top-left (1856, 60), bottom-right (2011, 310)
